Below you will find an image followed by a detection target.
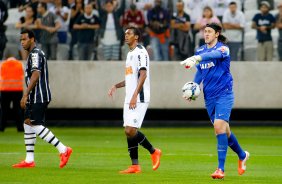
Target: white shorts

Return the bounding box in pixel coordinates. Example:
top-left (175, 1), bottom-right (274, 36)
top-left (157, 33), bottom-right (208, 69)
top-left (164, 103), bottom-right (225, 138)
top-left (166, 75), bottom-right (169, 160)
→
top-left (123, 103), bottom-right (149, 128)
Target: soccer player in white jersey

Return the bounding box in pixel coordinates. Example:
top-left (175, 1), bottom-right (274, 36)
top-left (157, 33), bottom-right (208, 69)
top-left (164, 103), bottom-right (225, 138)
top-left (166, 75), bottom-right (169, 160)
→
top-left (108, 27), bottom-right (162, 174)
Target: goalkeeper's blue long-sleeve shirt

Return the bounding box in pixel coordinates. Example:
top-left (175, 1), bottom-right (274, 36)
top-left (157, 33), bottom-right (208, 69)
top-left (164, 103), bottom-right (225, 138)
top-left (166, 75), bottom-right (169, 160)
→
top-left (193, 41), bottom-right (233, 100)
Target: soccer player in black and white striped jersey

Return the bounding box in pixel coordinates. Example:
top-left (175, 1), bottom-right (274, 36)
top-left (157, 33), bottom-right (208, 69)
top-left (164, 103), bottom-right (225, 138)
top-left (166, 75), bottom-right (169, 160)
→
top-left (12, 29), bottom-right (72, 168)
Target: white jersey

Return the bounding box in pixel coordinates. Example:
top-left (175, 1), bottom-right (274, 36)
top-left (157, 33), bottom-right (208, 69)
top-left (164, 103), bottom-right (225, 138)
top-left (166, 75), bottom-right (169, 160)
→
top-left (125, 44), bottom-right (150, 103)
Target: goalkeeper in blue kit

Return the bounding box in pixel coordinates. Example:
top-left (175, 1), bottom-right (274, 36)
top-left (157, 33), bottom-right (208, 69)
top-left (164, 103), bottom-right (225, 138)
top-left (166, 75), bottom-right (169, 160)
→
top-left (181, 23), bottom-right (249, 179)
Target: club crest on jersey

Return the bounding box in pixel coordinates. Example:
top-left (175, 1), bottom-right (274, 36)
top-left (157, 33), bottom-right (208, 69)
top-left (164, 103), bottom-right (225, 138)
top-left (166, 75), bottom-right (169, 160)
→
top-left (133, 119), bottom-right (138, 124)
top-left (200, 62), bottom-right (215, 69)
top-left (217, 46), bottom-right (230, 55)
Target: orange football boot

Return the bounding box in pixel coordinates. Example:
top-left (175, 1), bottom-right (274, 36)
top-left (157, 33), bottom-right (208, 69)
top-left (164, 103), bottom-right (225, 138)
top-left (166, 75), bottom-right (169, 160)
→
top-left (60, 147), bottom-right (73, 168)
top-left (12, 161), bottom-right (35, 168)
top-left (238, 151), bottom-right (250, 175)
top-left (119, 165), bottom-right (141, 174)
top-left (151, 148), bottom-right (162, 170)
top-left (211, 168), bottom-right (225, 179)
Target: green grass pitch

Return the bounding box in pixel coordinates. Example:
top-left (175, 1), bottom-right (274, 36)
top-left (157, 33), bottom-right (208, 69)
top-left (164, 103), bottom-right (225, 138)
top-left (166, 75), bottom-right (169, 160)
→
top-left (0, 126), bottom-right (282, 184)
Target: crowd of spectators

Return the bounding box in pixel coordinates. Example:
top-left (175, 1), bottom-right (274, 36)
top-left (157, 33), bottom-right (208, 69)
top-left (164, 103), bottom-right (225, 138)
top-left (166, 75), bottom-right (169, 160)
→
top-left (0, 0), bottom-right (282, 61)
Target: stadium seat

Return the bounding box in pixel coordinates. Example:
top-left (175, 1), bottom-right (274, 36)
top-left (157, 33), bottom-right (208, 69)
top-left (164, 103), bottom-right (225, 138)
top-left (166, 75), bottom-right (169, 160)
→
top-left (245, 10), bottom-right (259, 22)
top-left (244, 0), bottom-right (258, 11)
top-left (244, 46), bottom-right (257, 61)
top-left (6, 8), bottom-right (24, 25)
top-left (3, 43), bottom-right (20, 59)
top-left (57, 44), bottom-right (69, 60)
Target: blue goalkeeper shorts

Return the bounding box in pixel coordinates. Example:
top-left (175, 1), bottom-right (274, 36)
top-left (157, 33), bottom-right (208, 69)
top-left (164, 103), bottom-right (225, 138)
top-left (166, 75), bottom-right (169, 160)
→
top-left (205, 91), bottom-right (234, 124)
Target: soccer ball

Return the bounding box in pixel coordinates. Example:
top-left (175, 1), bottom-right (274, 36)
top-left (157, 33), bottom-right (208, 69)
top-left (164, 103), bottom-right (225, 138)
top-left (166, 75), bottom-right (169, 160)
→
top-left (182, 82), bottom-right (201, 100)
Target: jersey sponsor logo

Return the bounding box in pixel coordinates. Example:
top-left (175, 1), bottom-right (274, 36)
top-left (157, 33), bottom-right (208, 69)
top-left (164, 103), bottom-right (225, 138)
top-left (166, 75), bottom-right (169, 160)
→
top-left (31, 53), bottom-right (39, 68)
top-left (200, 62), bottom-right (215, 69)
top-left (125, 66), bottom-right (133, 75)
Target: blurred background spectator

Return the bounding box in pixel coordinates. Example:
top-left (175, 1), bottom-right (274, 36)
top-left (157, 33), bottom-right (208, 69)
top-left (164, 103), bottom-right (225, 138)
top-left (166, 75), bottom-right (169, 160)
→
top-left (133, 0), bottom-right (153, 24)
top-left (68, 0), bottom-right (84, 60)
top-left (2, 0), bottom-right (282, 62)
top-left (0, 1), bottom-right (8, 60)
top-left (147, 0), bottom-right (170, 61)
top-left (276, 2), bottom-right (282, 61)
top-left (73, 3), bottom-right (100, 60)
top-left (170, 1), bottom-right (191, 60)
top-left (122, 3), bottom-right (145, 32)
top-left (18, 0), bottom-right (39, 18)
top-left (222, 1), bottom-right (245, 61)
top-left (257, 0), bottom-right (274, 10)
top-left (97, 0), bottom-right (125, 61)
top-left (210, 0), bottom-right (230, 22)
top-left (121, 3), bottom-right (145, 59)
top-left (36, 2), bottom-right (61, 60)
top-left (15, 5), bottom-right (38, 60)
top-left (252, 1), bottom-right (275, 61)
top-left (186, 0), bottom-right (209, 54)
top-left (194, 6), bottom-right (221, 48)
top-left (49, 0), bottom-right (69, 44)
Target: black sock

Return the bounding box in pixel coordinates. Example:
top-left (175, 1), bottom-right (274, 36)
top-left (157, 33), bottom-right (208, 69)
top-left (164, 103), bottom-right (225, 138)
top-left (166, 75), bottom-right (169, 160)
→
top-left (127, 137), bottom-right (139, 165)
top-left (136, 131), bottom-right (155, 154)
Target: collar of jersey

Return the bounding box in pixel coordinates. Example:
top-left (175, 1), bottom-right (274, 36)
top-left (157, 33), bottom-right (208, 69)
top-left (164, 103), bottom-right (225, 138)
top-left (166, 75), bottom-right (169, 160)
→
top-left (205, 42), bottom-right (219, 50)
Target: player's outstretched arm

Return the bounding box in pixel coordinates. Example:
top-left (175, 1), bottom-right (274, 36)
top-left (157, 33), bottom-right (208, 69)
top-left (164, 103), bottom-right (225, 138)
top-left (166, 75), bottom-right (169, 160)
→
top-left (108, 80), bottom-right (125, 97)
top-left (181, 48), bottom-right (226, 69)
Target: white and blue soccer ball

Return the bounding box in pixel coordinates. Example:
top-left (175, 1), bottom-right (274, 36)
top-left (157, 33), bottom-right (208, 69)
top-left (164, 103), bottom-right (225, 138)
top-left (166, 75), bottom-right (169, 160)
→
top-left (182, 82), bottom-right (201, 99)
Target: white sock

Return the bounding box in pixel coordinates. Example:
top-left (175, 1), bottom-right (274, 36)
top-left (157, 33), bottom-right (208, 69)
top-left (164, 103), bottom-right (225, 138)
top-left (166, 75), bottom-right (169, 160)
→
top-left (32, 125), bottom-right (67, 154)
top-left (24, 124), bottom-right (36, 163)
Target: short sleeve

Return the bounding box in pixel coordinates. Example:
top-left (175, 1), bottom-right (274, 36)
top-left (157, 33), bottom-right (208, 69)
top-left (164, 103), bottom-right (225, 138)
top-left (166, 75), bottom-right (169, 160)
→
top-left (75, 15), bottom-right (83, 24)
top-left (53, 13), bottom-right (60, 23)
top-left (252, 14), bottom-right (258, 22)
top-left (222, 11), bottom-right (229, 23)
top-left (95, 15), bottom-right (101, 24)
top-left (239, 12), bottom-right (246, 28)
top-left (271, 14), bottom-right (276, 23)
top-left (172, 12), bottom-right (177, 20)
top-left (185, 14), bottom-right (190, 22)
top-left (30, 52), bottom-right (42, 72)
top-left (137, 51), bottom-right (148, 71)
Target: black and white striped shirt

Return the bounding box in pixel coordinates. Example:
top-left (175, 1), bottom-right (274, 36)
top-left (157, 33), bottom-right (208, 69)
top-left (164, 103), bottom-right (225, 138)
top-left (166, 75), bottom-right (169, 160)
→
top-left (25, 47), bottom-right (51, 104)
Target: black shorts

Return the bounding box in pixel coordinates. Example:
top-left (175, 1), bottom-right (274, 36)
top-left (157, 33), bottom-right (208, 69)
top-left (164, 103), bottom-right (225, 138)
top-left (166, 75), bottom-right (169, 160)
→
top-left (24, 103), bottom-right (49, 125)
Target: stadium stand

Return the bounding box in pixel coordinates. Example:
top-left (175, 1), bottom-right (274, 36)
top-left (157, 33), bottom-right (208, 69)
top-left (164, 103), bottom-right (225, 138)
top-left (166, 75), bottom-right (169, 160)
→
top-left (2, 1), bottom-right (282, 61)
